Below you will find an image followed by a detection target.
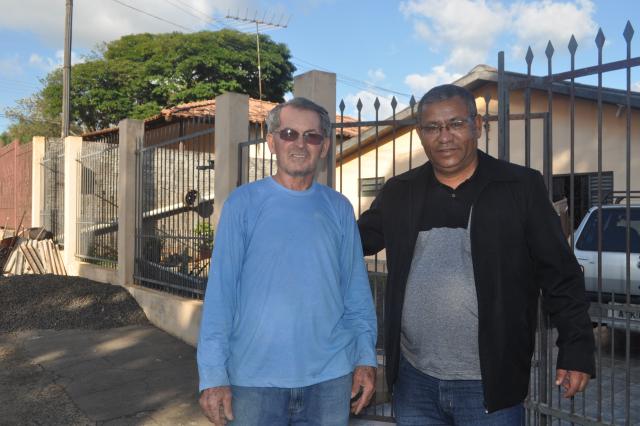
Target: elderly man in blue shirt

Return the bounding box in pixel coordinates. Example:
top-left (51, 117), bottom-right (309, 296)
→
top-left (197, 97), bottom-right (378, 426)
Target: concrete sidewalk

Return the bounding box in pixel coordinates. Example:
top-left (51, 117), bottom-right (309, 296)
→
top-left (11, 325), bottom-right (392, 425)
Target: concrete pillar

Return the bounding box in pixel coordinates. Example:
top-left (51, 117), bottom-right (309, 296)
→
top-left (63, 136), bottom-right (82, 275)
top-left (293, 71), bottom-right (337, 188)
top-left (117, 119), bottom-right (144, 287)
top-left (31, 137), bottom-right (46, 228)
top-left (213, 92), bottom-right (249, 228)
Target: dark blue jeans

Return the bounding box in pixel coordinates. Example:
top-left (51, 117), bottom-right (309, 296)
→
top-left (394, 355), bottom-right (524, 425)
top-left (229, 373), bottom-right (351, 426)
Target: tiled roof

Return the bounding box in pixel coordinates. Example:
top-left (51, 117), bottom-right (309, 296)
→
top-left (161, 98), bottom-right (361, 137)
top-left (161, 98), bottom-right (278, 123)
top-left (83, 97), bottom-right (362, 138)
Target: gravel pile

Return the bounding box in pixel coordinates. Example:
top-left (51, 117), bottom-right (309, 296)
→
top-left (0, 274), bottom-right (149, 332)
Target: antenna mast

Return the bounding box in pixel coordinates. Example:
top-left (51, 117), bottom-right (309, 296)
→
top-left (225, 9), bottom-right (289, 102)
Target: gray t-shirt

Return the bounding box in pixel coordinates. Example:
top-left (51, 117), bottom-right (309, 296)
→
top-left (401, 214), bottom-right (481, 380)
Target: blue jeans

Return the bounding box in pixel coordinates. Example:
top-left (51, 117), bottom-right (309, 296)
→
top-left (394, 355), bottom-right (524, 426)
top-left (229, 373), bottom-right (352, 426)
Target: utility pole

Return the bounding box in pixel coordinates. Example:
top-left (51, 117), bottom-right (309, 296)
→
top-left (62, 0), bottom-right (73, 137)
top-left (225, 10), bottom-right (288, 102)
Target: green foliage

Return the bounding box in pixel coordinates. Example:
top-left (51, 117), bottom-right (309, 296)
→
top-left (3, 29), bottom-right (295, 140)
top-left (194, 222), bottom-right (215, 251)
top-left (1, 132), bottom-right (11, 146)
top-left (3, 72), bottom-right (65, 143)
top-left (71, 31), bottom-right (288, 130)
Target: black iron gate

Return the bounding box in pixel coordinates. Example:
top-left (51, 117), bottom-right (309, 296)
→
top-left (134, 118), bottom-right (216, 299)
top-left (498, 21), bottom-right (640, 426)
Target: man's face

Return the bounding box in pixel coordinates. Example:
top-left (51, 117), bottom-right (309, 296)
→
top-left (417, 96), bottom-right (481, 181)
top-left (267, 106), bottom-right (329, 179)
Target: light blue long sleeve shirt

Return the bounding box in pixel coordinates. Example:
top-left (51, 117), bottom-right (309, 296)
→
top-left (197, 177), bottom-right (377, 391)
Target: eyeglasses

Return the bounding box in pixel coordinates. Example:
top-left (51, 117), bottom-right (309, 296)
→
top-left (418, 116), bottom-right (476, 138)
top-left (275, 128), bottom-right (325, 145)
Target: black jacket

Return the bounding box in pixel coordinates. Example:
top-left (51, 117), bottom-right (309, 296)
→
top-left (358, 151), bottom-right (595, 413)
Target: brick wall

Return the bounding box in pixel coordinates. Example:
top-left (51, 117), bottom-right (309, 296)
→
top-left (0, 141), bottom-right (32, 231)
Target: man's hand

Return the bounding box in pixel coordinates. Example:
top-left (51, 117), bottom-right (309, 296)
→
top-left (351, 365), bottom-right (376, 415)
top-left (555, 369), bottom-right (591, 398)
top-left (199, 386), bottom-right (234, 425)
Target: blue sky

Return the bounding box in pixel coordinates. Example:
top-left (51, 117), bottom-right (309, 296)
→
top-left (1, 0), bottom-right (638, 133)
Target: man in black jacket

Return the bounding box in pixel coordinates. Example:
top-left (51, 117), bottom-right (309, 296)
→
top-left (358, 84), bottom-right (595, 425)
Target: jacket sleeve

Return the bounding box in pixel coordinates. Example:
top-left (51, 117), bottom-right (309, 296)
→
top-left (358, 187), bottom-right (386, 256)
top-left (196, 196), bottom-right (245, 391)
top-left (526, 172), bottom-right (596, 377)
top-left (342, 204), bottom-right (378, 368)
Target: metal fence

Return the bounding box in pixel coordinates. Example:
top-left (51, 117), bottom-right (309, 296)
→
top-left (76, 132), bottom-right (119, 268)
top-left (41, 138), bottom-right (64, 245)
top-left (499, 22), bottom-right (640, 426)
top-left (237, 123), bottom-right (273, 186)
top-left (134, 117), bottom-right (215, 299)
top-left (233, 24), bottom-right (639, 425)
top-left (336, 100), bottom-right (418, 421)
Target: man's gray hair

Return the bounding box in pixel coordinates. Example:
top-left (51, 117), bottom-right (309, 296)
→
top-left (266, 97), bottom-right (332, 138)
top-left (417, 84), bottom-right (478, 126)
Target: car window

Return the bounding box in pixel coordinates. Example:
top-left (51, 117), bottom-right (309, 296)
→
top-left (576, 208), bottom-right (640, 253)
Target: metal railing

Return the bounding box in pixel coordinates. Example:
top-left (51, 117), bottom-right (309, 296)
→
top-left (134, 117), bottom-right (215, 299)
top-left (76, 134), bottom-right (119, 268)
top-left (41, 138), bottom-right (64, 245)
top-left (498, 21), bottom-right (640, 426)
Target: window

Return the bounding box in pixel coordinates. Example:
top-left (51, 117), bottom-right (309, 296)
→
top-left (576, 208), bottom-right (640, 253)
top-left (360, 177), bottom-right (385, 197)
top-left (552, 171), bottom-right (613, 229)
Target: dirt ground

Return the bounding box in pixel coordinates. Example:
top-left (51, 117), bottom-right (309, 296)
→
top-left (0, 274), bottom-right (149, 425)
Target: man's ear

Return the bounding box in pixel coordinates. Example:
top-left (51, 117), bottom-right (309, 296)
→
top-left (319, 137), bottom-right (330, 159)
top-left (473, 114), bottom-right (483, 139)
top-left (266, 132), bottom-right (275, 153)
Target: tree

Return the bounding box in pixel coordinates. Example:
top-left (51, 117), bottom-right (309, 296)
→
top-left (2, 72), bottom-right (65, 143)
top-left (7, 29), bottom-right (295, 137)
top-left (0, 133), bottom-right (11, 146)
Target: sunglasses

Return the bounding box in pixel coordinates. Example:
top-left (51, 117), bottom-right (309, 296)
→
top-left (276, 128), bottom-right (325, 145)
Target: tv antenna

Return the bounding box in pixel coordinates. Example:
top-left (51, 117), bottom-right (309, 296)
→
top-left (225, 9), bottom-right (289, 103)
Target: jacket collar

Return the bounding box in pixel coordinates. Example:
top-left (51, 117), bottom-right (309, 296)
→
top-left (401, 150), bottom-right (518, 233)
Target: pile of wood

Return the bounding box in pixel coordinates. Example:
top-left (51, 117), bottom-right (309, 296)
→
top-left (1, 219), bottom-right (66, 277)
top-left (2, 238), bottom-right (67, 276)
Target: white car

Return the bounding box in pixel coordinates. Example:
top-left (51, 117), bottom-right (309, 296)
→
top-left (573, 204), bottom-right (640, 330)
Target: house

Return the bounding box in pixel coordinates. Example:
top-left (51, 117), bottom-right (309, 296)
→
top-left (336, 64), bottom-right (640, 227)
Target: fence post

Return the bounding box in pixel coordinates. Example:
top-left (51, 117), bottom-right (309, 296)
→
top-left (117, 119), bottom-right (144, 287)
top-left (31, 137), bottom-right (46, 228)
top-left (62, 136), bottom-right (82, 275)
top-left (213, 92), bottom-right (249, 228)
top-left (497, 51), bottom-right (510, 162)
top-left (293, 70), bottom-right (337, 188)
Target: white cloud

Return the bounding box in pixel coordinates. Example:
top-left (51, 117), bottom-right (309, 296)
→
top-left (634, 82), bottom-right (640, 92)
top-left (404, 65), bottom-right (462, 95)
top-left (400, 0), bottom-right (507, 70)
top-left (29, 53), bottom-right (55, 71)
top-left (29, 50), bottom-right (84, 72)
top-left (0, 0), bottom-right (248, 50)
top-left (343, 91), bottom-right (408, 121)
top-left (400, 0), bottom-right (597, 75)
top-left (510, 0), bottom-right (598, 59)
top-left (367, 69), bottom-right (386, 83)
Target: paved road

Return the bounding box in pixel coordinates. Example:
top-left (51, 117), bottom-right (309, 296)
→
top-left (1, 325), bottom-right (393, 425)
